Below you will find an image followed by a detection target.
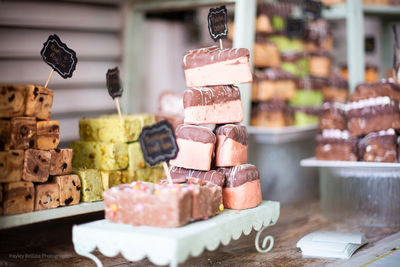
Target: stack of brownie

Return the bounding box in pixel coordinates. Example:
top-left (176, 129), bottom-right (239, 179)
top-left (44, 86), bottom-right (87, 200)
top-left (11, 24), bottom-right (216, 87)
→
top-left (0, 84), bottom-right (80, 215)
top-left (316, 80), bottom-right (400, 162)
top-left (168, 45), bottom-right (263, 210)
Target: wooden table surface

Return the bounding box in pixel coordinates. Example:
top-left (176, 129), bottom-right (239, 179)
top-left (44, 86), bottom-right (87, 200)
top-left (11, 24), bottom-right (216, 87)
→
top-left (0, 200), bottom-right (399, 267)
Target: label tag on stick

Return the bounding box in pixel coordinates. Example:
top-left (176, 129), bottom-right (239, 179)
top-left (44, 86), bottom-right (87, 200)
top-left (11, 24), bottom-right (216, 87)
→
top-left (106, 67), bottom-right (123, 99)
top-left (139, 120), bottom-right (179, 167)
top-left (208, 5), bottom-right (228, 42)
top-left (40, 34), bottom-right (77, 79)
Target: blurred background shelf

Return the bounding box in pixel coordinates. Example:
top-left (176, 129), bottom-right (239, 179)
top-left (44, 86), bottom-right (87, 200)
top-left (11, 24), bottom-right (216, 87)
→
top-left (322, 1), bottom-right (400, 91)
top-left (248, 124), bottom-right (317, 145)
top-left (0, 202), bottom-right (104, 230)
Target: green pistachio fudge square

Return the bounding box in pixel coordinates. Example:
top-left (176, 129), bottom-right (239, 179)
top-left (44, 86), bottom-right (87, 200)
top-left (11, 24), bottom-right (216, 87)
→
top-left (97, 142), bottom-right (128, 170)
top-left (72, 169), bottom-right (103, 202)
top-left (103, 113), bottom-right (156, 141)
top-left (121, 170), bottom-right (136, 184)
top-left (294, 111), bottom-right (319, 126)
top-left (135, 167), bottom-right (152, 182)
top-left (79, 117), bottom-right (126, 143)
top-left (70, 141), bottom-right (128, 171)
top-left (289, 90), bottom-right (323, 107)
top-left (79, 114), bottom-right (156, 143)
top-left (100, 170), bottom-right (122, 190)
top-left (70, 141), bottom-right (96, 169)
top-left (128, 142), bottom-right (146, 170)
top-left (128, 141), bottom-right (161, 170)
top-left (149, 167), bottom-right (165, 183)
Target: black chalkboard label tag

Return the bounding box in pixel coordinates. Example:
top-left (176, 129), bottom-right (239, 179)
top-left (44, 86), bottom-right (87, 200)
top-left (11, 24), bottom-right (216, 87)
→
top-left (106, 67), bottom-right (123, 99)
top-left (286, 18), bottom-right (305, 38)
top-left (40, 34), bottom-right (77, 79)
top-left (303, 0), bottom-right (322, 20)
top-left (139, 120), bottom-right (179, 166)
top-left (208, 5), bottom-right (228, 42)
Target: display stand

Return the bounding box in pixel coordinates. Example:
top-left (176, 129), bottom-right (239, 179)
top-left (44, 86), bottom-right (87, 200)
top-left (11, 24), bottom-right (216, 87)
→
top-left (73, 200), bottom-right (280, 267)
top-left (301, 157), bottom-right (400, 227)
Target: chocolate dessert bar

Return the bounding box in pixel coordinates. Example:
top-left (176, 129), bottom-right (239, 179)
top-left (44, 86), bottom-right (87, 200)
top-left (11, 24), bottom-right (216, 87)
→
top-left (318, 102), bottom-right (347, 131)
top-left (309, 51), bottom-right (331, 78)
top-left (0, 84), bottom-right (26, 118)
top-left (251, 101), bottom-right (294, 128)
top-left (350, 82), bottom-right (400, 102)
top-left (24, 85), bottom-right (53, 120)
top-left (104, 182), bottom-right (192, 227)
top-left (52, 174), bottom-right (81, 206)
top-left (169, 125), bottom-right (216, 171)
top-left (3, 181), bottom-right (34, 215)
top-left (347, 96), bottom-right (400, 137)
top-left (358, 129), bottom-right (397, 162)
top-left (169, 166), bottom-right (225, 187)
top-left (215, 124), bottom-right (248, 167)
top-left (49, 148), bottom-right (73, 176)
top-left (252, 68), bottom-right (296, 101)
top-left (316, 129), bottom-right (358, 161)
top-left (10, 117), bottom-right (36, 150)
top-left (0, 150), bottom-right (24, 183)
top-left (281, 52), bottom-right (309, 77)
top-left (255, 3), bottom-right (274, 33)
top-left (0, 120), bottom-right (11, 150)
top-left (177, 177), bottom-right (222, 220)
top-left (183, 46), bottom-right (252, 87)
top-left (323, 73), bottom-right (349, 103)
top-left (305, 19), bottom-right (332, 52)
top-left (183, 85), bottom-right (243, 124)
top-left (22, 149), bottom-right (51, 183)
top-left (34, 183), bottom-right (60, 211)
top-left (217, 164), bottom-right (262, 210)
top-left (36, 120), bottom-right (60, 150)
top-left (253, 34), bottom-right (281, 68)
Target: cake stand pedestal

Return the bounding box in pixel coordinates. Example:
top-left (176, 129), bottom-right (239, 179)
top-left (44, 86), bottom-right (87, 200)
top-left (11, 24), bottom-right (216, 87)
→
top-left (73, 200), bottom-right (280, 267)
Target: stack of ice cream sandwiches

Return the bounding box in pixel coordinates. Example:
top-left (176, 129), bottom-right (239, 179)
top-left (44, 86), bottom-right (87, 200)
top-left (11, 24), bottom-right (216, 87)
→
top-left (169, 45), bottom-right (263, 210)
top-left (316, 79), bottom-right (400, 162)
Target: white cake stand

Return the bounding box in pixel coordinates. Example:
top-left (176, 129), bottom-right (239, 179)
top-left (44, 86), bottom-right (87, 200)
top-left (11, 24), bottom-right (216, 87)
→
top-left (73, 200), bottom-right (280, 267)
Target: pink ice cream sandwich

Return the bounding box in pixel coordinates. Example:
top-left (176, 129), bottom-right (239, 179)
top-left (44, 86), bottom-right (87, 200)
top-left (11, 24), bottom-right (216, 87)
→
top-left (215, 124), bottom-right (248, 167)
top-left (183, 46), bottom-right (253, 87)
top-left (169, 124), bottom-right (216, 171)
top-left (183, 85), bottom-right (243, 124)
top-left (217, 164), bottom-right (262, 210)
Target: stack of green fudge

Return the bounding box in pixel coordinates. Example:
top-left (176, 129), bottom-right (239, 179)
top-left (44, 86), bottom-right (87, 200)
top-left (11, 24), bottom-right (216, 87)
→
top-left (71, 114), bottom-right (164, 202)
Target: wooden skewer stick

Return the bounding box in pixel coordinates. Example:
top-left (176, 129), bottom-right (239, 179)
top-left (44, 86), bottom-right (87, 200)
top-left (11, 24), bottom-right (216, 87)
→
top-left (162, 161), bottom-right (173, 185)
top-left (114, 97), bottom-right (122, 120)
top-left (44, 69), bottom-right (54, 88)
top-left (219, 39), bottom-right (223, 50)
